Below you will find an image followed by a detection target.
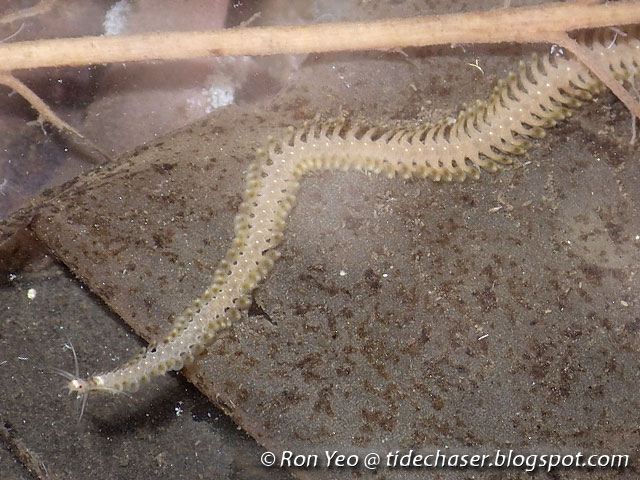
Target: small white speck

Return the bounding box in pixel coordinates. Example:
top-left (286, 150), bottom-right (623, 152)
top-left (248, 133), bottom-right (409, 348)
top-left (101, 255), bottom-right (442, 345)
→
top-left (478, 334), bottom-right (489, 340)
top-left (620, 300), bottom-right (629, 307)
top-left (26, 288), bottom-right (36, 300)
top-left (382, 273), bottom-right (389, 278)
top-left (339, 270), bottom-right (347, 276)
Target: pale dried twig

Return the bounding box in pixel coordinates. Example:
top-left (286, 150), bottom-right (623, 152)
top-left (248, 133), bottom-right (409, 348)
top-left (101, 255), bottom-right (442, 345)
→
top-left (0, 2), bottom-right (638, 71)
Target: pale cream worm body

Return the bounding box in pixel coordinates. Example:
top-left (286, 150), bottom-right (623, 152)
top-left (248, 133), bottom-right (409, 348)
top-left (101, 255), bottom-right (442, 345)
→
top-left (61, 29), bottom-right (639, 404)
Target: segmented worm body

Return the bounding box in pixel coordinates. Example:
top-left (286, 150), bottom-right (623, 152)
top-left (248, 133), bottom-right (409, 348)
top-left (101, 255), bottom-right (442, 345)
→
top-left (63, 30), bottom-right (640, 402)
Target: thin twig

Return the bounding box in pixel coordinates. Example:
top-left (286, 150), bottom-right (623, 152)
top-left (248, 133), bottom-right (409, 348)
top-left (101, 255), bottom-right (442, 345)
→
top-left (0, 420), bottom-right (54, 480)
top-left (1, 22), bottom-right (25, 43)
top-left (0, 0), bottom-right (56, 25)
top-left (0, 73), bottom-right (84, 137)
top-left (0, 73), bottom-right (112, 162)
top-left (550, 32), bottom-right (640, 121)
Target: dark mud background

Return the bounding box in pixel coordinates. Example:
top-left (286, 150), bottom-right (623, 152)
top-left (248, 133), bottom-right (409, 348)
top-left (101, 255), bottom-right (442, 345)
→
top-left (1, 0), bottom-right (639, 479)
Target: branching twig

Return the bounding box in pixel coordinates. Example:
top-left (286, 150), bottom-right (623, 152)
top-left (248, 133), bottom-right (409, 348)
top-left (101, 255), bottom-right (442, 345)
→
top-left (0, 73), bottom-right (84, 138)
top-left (0, 73), bottom-right (112, 161)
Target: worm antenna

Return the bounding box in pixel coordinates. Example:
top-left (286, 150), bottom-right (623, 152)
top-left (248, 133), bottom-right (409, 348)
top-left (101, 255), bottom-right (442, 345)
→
top-left (67, 339), bottom-right (80, 379)
top-left (77, 391), bottom-right (88, 423)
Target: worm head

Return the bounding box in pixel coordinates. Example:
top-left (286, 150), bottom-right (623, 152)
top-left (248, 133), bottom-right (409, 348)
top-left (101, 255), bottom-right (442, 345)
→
top-left (51, 367), bottom-right (90, 422)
